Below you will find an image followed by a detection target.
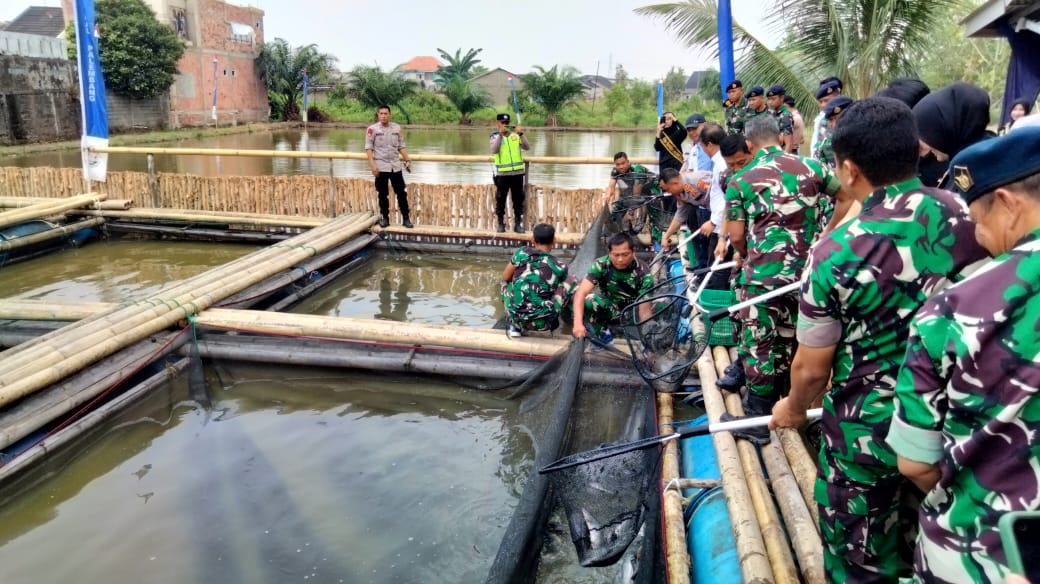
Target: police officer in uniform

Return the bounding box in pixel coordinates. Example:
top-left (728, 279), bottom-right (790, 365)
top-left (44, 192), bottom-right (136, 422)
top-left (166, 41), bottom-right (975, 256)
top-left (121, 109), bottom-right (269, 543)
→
top-left (365, 105), bottom-right (413, 229)
top-left (491, 113), bottom-right (531, 233)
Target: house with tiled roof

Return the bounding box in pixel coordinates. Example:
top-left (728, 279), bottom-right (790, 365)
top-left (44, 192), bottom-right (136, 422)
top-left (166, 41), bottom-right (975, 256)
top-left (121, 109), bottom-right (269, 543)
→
top-left (3, 6), bottom-right (66, 38)
top-left (399, 55), bottom-right (442, 89)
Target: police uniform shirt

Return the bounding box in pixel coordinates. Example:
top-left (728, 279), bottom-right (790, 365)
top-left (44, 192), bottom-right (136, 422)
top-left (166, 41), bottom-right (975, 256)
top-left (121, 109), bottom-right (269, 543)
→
top-left (365, 122), bottom-right (406, 173)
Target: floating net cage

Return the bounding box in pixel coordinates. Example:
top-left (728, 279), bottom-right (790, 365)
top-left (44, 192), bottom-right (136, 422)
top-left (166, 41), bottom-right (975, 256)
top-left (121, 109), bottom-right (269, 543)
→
top-left (607, 171), bottom-right (660, 237)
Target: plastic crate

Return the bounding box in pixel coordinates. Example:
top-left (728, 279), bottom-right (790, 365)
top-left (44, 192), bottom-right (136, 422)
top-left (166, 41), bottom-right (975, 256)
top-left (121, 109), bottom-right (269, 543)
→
top-left (698, 288), bottom-right (738, 346)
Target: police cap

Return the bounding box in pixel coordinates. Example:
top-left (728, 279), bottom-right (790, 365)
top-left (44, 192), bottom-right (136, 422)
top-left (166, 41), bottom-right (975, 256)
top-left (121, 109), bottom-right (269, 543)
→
top-left (496, 113), bottom-right (511, 123)
top-left (948, 128), bottom-right (1040, 206)
top-left (685, 113), bottom-right (707, 127)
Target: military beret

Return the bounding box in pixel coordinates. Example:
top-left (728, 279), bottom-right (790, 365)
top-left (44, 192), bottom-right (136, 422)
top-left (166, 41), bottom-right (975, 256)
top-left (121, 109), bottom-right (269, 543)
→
top-left (766, 84), bottom-right (785, 97)
top-left (726, 80), bottom-right (742, 91)
top-left (746, 86), bottom-right (764, 98)
top-left (783, 95), bottom-right (795, 107)
top-left (824, 96), bottom-right (854, 119)
top-left (685, 113), bottom-right (707, 127)
top-left (815, 81), bottom-right (839, 100)
top-left (496, 113), bottom-right (511, 123)
top-left (948, 128), bottom-right (1040, 205)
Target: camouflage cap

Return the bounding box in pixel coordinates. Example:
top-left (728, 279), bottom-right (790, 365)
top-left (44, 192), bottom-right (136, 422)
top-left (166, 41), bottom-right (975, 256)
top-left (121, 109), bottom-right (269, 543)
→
top-left (948, 127), bottom-right (1040, 204)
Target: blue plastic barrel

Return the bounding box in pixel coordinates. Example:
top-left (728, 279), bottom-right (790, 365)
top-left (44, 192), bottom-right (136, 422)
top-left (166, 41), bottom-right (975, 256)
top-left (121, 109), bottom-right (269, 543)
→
top-left (678, 414), bottom-right (741, 584)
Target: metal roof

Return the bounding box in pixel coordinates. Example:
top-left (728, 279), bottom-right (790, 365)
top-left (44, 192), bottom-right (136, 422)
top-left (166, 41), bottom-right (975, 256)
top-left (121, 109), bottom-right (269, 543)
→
top-left (963, 0), bottom-right (1040, 37)
top-left (3, 7), bottom-right (65, 38)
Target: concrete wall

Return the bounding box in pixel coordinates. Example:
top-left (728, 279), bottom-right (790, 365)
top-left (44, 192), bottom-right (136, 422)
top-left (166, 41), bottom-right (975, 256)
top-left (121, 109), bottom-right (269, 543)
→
top-left (107, 91), bottom-right (169, 130)
top-left (472, 69), bottom-right (521, 107)
top-left (0, 31), bottom-right (67, 59)
top-left (0, 52), bottom-right (79, 145)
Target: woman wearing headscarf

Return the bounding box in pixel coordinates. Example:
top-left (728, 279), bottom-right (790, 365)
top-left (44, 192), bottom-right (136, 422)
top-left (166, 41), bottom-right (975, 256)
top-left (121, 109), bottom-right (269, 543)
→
top-left (912, 82), bottom-right (993, 188)
top-left (1003, 97), bottom-right (1034, 132)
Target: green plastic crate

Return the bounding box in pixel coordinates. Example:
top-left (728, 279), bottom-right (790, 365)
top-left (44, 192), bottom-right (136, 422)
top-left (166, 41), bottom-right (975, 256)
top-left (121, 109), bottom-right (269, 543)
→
top-left (699, 288), bottom-right (738, 346)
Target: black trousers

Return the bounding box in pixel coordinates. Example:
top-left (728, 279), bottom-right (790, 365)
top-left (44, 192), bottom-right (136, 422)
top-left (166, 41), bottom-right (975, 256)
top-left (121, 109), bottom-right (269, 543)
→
top-left (375, 171), bottom-right (410, 220)
top-left (494, 174), bottom-right (525, 220)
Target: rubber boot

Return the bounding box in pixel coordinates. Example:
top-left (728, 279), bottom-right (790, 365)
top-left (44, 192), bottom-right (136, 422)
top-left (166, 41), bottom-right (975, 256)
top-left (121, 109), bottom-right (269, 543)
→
top-left (742, 392), bottom-right (776, 418)
top-left (496, 215), bottom-right (506, 233)
top-left (716, 359), bottom-right (745, 392)
top-left (514, 218), bottom-right (524, 234)
top-left (378, 215), bottom-right (389, 228)
top-left (402, 216), bottom-right (414, 228)
top-left (720, 411), bottom-right (771, 444)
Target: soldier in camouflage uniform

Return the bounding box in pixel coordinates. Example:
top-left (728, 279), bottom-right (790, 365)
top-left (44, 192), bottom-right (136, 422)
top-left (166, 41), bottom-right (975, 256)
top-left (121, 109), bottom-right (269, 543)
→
top-left (723, 79), bottom-right (748, 135)
top-left (770, 97), bottom-right (989, 583)
top-left (814, 96), bottom-right (853, 170)
top-left (723, 114), bottom-right (841, 415)
top-left (501, 223), bottom-right (573, 337)
top-left (766, 84), bottom-right (796, 152)
top-left (743, 86), bottom-right (770, 129)
top-left (888, 129), bottom-right (1040, 584)
top-left (572, 232), bottom-right (654, 342)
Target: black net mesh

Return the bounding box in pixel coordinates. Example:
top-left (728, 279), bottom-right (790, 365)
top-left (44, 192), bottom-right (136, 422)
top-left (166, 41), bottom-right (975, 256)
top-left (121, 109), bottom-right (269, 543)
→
top-left (606, 171), bottom-right (659, 237)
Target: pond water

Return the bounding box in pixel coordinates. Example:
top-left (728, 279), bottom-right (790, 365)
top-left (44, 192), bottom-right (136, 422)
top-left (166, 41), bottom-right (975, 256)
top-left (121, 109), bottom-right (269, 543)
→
top-left (3, 128), bottom-right (664, 189)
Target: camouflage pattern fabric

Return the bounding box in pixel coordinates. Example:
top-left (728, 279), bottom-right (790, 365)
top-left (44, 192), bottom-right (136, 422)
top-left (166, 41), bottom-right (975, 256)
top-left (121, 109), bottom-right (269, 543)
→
top-left (502, 246), bottom-right (571, 331)
top-left (582, 256), bottom-right (654, 334)
top-left (737, 285), bottom-right (797, 400)
top-left (814, 135), bottom-right (836, 169)
top-left (771, 103), bottom-right (795, 139)
top-left (888, 229), bottom-right (1040, 584)
top-left (724, 97), bottom-right (748, 134)
top-left (796, 177), bottom-right (989, 581)
top-left (724, 145), bottom-right (840, 289)
top-left (744, 107), bottom-right (770, 126)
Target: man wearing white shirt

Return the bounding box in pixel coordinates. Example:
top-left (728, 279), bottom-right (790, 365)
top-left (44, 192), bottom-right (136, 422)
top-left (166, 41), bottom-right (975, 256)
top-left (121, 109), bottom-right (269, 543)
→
top-left (661, 123), bottom-right (727, 271)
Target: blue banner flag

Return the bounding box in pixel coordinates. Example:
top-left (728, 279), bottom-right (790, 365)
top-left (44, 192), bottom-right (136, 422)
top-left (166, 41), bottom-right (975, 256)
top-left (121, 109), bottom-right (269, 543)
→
top-left (508, 74), bottom-right (522, 125)
top-left (717, 0), bottom-right (735, 99)
top-left (73, 0), bottom-right (109, 183)
top-left (302, 69), bottom-right (309, 124)
top-left (657, 79), bottom-right (664, 117)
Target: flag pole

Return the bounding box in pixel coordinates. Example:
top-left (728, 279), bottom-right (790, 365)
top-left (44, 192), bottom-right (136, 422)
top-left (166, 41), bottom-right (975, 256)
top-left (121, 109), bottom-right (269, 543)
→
top-left (211, 57), bottom-right (219, 126)
top-left (73, 0), bottom-right (110, 192)
top-left (302, 69), bottom-right (309, 126)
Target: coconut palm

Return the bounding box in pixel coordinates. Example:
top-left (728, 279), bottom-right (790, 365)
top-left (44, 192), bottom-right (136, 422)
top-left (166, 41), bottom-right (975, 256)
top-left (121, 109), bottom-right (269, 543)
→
top-left (442, 77), bottom-right (492, 124)
top-left (256, 38), bottom-right (337, 121)
top-left (636, 0), bottom-right (958, 116)
top-left (520, 65), bottom-right (587, 127)
top-left (435, 48), bottom-right (484, 86)
top-left (345, 65), bottom-right (419, 122)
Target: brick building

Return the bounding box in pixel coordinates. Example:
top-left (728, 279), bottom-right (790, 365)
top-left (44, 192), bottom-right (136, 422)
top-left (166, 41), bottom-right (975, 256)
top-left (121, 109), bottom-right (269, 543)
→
top-left (61, 0), bottom-right (268, 127)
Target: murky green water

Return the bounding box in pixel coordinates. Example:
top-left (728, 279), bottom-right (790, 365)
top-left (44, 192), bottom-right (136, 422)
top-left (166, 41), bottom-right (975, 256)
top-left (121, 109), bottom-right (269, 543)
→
top-left (0, 364), bottom-right (529, 584)
top-left (0, 240), bottom-right (257, 303)
top-left (2, 128), bottom-right (659, 188)
top-left (292, 252), bottom-right (506, 328)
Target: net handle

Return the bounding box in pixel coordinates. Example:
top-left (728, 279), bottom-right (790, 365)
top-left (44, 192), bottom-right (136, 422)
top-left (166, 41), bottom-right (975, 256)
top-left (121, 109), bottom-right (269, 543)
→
top-left (705, 280), bottom-right (801, 323)
top-left (539, 408), bottom-right (823, 474)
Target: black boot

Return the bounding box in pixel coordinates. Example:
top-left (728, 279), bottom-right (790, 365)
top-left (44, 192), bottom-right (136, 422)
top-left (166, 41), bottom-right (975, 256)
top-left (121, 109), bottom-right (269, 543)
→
top-left (514, 219), bottom-right (524, 234)
top-left (378, 215), bottom-right (389, 228)
top-left (402, 217), bottom-right (414, 228)
top-left (717, 360), bottom-right (745, 392)
top-left (720, 411), bottom-right (771, 444)
top-left (742, 392), bottom-right (776, 417)
top-left (496, 216), bottom-right (506, 233)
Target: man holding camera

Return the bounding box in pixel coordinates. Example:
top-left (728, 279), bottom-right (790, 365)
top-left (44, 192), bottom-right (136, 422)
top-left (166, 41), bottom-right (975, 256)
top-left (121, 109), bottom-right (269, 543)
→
top-left (491, 113), bottom-right (531, 233)
top-left (654, 111), bottom-right (686, 172)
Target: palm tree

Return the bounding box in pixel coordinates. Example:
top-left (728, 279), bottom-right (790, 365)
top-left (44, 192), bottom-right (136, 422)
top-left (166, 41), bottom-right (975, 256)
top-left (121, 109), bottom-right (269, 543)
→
top-left (345, 65), bottom-right (419, 122)
top-left (435, 48), bottom-right (484, 86)
top-left (636, 0), bottom-right (957, 117)
top-left (442, 77), bottom-right (492, 124)
top-left (520, 65), bottom-right (587, 127)
top-left (256, 38), bottom-right (337, 120)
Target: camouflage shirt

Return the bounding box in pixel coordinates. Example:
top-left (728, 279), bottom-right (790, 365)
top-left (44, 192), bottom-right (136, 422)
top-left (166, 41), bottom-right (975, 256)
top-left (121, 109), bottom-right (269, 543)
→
top-left (724, 97), bottom-right (748, 134)
top-left (610, 164), bottom-right (654, 198)
top-left (888, 229), bottom-right (1040, 583)
top-left (771, 104), bottom-right (795, 138)
top-left (796, 177), bottom-right (989, 512)
top-left (584, 256), bottom-right (654, 308)
top-left (813, 135), bottom-right (836, 169)
top-left (723, 145), bottom-right (840, 288)
top-left (504, 246), bottom-right (568, 320)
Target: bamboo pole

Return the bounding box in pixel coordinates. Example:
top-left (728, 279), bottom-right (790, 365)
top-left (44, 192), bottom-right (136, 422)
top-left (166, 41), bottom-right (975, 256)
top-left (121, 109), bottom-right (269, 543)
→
top-left (96, 199), bottom-right (134, 210)
top-left (91, 145), bottom-right (658, 165)
top-left (71, 208), bottom-right (327, 228)
top-left (692, 321), bottom-right (773, 584)
top-left (712, 346), bottom-right (799, 584)
top-left (0, 194), bottom-right (106, 229)
top-left (375, 224), bottom-right (585, 245)
top-left (0, 218), bottom-right (105, 252)
top-left (0, 196), bottom-right (48, 208)
top-left (762, 434), bottom-right (826, 584)
top-left (777, 427), bottom-right (822, 530)
top-left (0, 213), bottom-right (377, 404)
top-left (658, 391), bottom-right (691, 584)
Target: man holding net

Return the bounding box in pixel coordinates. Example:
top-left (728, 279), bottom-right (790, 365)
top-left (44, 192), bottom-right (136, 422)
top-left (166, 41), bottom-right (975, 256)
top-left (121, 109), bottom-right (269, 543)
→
top-left (571, 232), bottom-right (654, 345)
top-left (604, 152), bottom-right (655, 234)
top-left (501, 223), bottom-right (573, 338)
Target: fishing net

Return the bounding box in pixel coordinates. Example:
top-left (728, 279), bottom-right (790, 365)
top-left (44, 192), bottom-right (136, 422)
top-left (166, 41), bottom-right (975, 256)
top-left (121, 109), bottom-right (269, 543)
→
top-left (606, 171), bottom-right (658, 238)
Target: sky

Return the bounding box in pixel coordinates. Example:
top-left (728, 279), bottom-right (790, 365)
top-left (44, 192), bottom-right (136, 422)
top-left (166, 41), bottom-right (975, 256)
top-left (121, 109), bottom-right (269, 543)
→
top-left (1, 0), bottom-right (779, 79)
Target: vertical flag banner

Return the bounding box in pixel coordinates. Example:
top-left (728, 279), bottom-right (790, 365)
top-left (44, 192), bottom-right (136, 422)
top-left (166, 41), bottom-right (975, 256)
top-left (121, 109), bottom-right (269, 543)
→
top-left (73, 0), bottom-right (109, 183)
top-left (302, 69), bottom-right (309, 124)
top-left (508, 74), bottom-right (522, 125)
top-left (717, 0), bottom-right (735, 98)
top-left (657, 79), bottom-right (664, 118)
top-left (211, 57), bottom-right (219, 122)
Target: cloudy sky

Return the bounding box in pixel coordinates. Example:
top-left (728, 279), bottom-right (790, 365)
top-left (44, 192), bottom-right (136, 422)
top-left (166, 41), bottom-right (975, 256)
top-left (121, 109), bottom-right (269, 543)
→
top-left (2, 0), bottom-right (778, 79)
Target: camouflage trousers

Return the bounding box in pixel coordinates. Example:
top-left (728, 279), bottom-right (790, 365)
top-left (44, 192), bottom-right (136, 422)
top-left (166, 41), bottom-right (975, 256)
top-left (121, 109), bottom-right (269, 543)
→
top-left (582, 293), bottom-right (627, 336)
top-left (501, 278), bottom-right (577, 332)
top-left (816, 472), bottom-right (918, 583)
top-left (736, 285), bottom-right (798, 402)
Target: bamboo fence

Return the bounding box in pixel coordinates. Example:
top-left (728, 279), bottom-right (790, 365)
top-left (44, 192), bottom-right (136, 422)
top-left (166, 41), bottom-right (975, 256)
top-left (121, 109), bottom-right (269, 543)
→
top-left (0, 167), bottom-right (604, 234)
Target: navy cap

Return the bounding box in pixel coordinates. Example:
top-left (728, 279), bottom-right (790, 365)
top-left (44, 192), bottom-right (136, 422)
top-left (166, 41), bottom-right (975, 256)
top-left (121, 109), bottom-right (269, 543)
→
top-left (783, 95), bottom-right (795, 107)
top-left (746, 86), bottom-right (764, 98)
top-left (766, 84), bottom-right (785, 97)
top-left (685, 113), bottom-right (706, 127)
top-left (824, 96), bottom-right (854, 119)
top-left (496, 113), bottom-right (511, 123)
top-left (726, 80), bottom-right (742, 91)
top-left (948, 128), bottom-right (1040, 205)
top-left (815, 81), bottom-right (839, 100)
